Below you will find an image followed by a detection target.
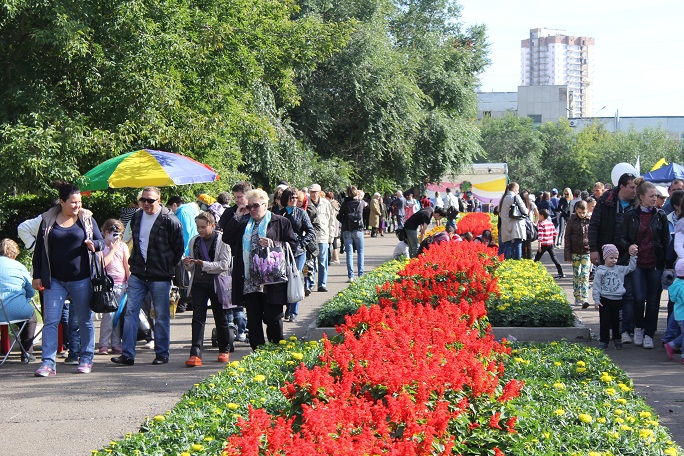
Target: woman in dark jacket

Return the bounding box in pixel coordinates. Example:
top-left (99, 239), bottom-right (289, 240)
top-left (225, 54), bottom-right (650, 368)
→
top-left (617, 178), bottom-right (670, 349)
top-left (273, 187), bottom-right (315, 322)
top-left (223, 189), bottom-right (296, 350)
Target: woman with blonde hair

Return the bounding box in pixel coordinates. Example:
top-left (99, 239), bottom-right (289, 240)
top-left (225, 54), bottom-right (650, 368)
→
top-left (222, 189), bottom-right (296, 349)
top-left (0, 239), bottom-right (38, 363)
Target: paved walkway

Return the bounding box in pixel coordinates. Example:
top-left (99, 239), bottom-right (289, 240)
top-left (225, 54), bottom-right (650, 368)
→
top-left (3, 234), bottom-right (683, 453)
top-left (0, 234), bottom-right (396, 456)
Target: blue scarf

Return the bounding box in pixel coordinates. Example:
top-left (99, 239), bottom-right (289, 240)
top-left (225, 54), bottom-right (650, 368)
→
top-left (242, 210), bottom-right (271, 281)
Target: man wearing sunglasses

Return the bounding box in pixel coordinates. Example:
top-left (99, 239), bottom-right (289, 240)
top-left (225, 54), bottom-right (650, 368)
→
top-left (112, 187), bottom-right (184, 366)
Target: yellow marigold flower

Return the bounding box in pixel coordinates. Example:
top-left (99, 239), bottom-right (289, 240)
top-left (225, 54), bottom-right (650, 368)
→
top-left (227, 403), bottom-right (239, 410)
top-left (578, 414), bottom-right (593, 423)
top-left (646, 419), bottom-right (659, 427)
top-left (554, 361), bottom-right (562, 366)
top-left (597, 417), bottom-right (607, 424)
top-left (639, 429), bottom-right (654, 440)
top-left (289, 335), bottom-right (298, 341)
top-left (181, 453), bottom-right (191, 456)
top-left (279, 340), bottom-right (287, 345)
top-left (543, 432), bottom-right (550, 439)
top-left (600, 373), bottom-right (614, 383)
top-left (615, 417), bottom-right (625, 424)
top-left (621, 425), bottom-right (632, 431)
top-left (614, 409), bottom-right (624, 415)
top-left (191, 444), bottom-right (204, 451)
top-left (291, 352), bottom-right (304, 361)
top-left (589, 452), bottom-right (601, 456)
top-left (639, 411), bottom-right (652, 419)
top-left (616, 398), bottom-right (627, 405)
top-left (229, 361), bottom-right (239, 367)
top-left (238, 367), bottom-right (245, 373)
top-left (605, 388), bottom-right (616, 395)
top-left (153, 415), bottom-right (165, 423)
top-left (618, 383), bottom-right (632, 392)
top-left (664, 447), bottom-right (678, 455)
top-left (553, 382), bottom-right (565, 389)
top-left (253, 374), bottom-right (266, 382)
top-left (514, 357), bottom-right (524, 363)
top-left (607, 431), bottom-right (619, 439)
top-left (576, 360), bottom-right (586, 367)
top-left (576, 367), bottom-right (587, 373)
top-left (554, 408), bottom-right (565, 416)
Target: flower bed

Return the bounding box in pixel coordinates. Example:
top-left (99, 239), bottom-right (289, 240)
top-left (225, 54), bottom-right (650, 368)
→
top-left (486, 260), bottom-right (575, 327)
top-left (316, 258), bottom-right (407, 327)
top-left (505, 341), bottom-right (680, 455)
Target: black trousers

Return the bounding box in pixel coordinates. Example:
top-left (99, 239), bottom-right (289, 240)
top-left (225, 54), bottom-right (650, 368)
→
top-left (533, 245), bottom-right (563, 275)
top-left (190, 281), bottom-right (230, 357)
top-left (599, 297), bottom-right (622, 343)
top-left (244, 292), bottom-right (285, 350)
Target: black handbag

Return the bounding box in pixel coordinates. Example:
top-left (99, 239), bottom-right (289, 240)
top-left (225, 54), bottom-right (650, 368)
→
top-left (90, 252), bottom-right (118, 313)
top-left (508, 197), bottom-right (524, 220)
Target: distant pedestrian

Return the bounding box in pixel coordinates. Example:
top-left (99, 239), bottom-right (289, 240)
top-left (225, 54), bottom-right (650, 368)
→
top-left (534, 209), bottom-right (564, 278)
top-left (564, 201), bottom-right (591, 308)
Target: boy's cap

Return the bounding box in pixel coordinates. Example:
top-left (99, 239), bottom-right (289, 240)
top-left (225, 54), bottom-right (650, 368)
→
top-left (551, 188), bottom-right (558, 194)
top-left (602, 244), bottom-right (619, 259)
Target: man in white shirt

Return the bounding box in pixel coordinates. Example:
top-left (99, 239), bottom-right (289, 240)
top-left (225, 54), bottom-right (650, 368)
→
top-left (309, 184), bottom-right (336, 292)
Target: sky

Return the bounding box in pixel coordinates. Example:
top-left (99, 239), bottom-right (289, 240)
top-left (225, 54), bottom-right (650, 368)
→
top-left (456, 0), bottom-right (684, 117)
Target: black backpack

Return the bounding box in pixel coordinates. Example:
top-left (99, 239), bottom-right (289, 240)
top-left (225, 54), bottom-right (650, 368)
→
top-left (446, 205), bottom-right (459, 220)
top-left (346, 204), bottom-right (364, 231)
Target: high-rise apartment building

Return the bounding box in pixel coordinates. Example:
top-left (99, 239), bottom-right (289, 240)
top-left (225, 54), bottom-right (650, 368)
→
top-left (521, 28), bottom-right (594, 118)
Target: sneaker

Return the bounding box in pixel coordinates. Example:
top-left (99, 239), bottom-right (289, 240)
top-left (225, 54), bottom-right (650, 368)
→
top-left (643, 335), bottom-right (654, 349)
top-left (290, 315), bottom-right (298, 323)
top-left (98, 347), bottom-right (109, 355)
top-left (64, 357), bottom-right (79, 365)
top-left (185, 356), bottom-right (202, 367)
top-left (152, 356), bottom-right (169, 365)
top-left (598, 341), bottom-right (608, 349)
top-left (346, 278), bottom-right (354, 283)
top-left (614, 341), bottom-right (623, 350)
top-left (665, 342), bottom-right (675, 360)
top-left (582, 302), bottom-right (590, 309)
top-left (318, 286), bottom-right (328, 292)
top-left (217, 352), bottom-right (230, 363)
top-left (305, 289), bottom-right (311, 297)
top-left (111, 346), bottom-right (123, 354)
top-left (621, 332), bottom-right (633, 344)
top-left (34, 365), bottom-right (56, 377)
top-left (77, 363), bottom-right (92, 374)
top-left (634, 328), bottom-right (645, 346)
top-left (556, 273), bottom-right (565, 279)
top-left (143, 340), bottom-right (155, 350)
top-left (236, 334), bottom-right (247, 343)
top-left (283, 315), bottom-right (291, 322)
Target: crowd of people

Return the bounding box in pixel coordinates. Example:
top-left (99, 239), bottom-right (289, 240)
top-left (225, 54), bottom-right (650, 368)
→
top-left (498, 175), bottom-right (684, 355)
top-left (3, 180), bottom-right (392, 375)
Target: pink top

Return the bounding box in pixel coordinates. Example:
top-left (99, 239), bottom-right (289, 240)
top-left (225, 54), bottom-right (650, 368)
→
top-left (104, 243), bottom-right (128, 284)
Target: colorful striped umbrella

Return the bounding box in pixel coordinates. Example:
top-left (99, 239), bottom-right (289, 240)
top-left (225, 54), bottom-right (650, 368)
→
top-left (79, 149), bottom-right (219, 190)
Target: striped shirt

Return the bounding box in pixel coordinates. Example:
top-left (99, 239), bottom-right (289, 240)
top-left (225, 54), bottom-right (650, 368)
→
top-left (537, 219), bottom-right (557, 246)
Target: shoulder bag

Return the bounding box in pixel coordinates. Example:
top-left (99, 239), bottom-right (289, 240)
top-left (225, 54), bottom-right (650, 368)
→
top-left (90, 252), bottom-right (118, 313)
top-left (508, 196), bottom-right (524, 220)
top-left (286, 242), bottom-right (305, 304)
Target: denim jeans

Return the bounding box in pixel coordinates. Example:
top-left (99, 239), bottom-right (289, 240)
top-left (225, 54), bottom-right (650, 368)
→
top-left (41, 277), bottom-right (93, 369)
top-left (405, 229), bottom-right (419, 258)
top-left (123, 275), bottom-right (171, 360)
top-left (342, 230), bottom-right (365, 279)
top-left (99, 284), bottom-right (125, 348)
top-left (226, 307), bottom-right (247, 337)
top-left (620, 272), bottom-right (635, 335)
top-left (445, 218), bottom-right (456, 232)
top-left (663, 312), bottom-right (682, 345)
top-left (67, 300), bottom-right (80, 360)
top-left (285, 253), bottom-right (306, 318)
top-left (503, 239), bottom-right (523, 260)
top-left (314, 242), bottom-right (329, 288)
top-left (630, 267), bottom-right (663, 337)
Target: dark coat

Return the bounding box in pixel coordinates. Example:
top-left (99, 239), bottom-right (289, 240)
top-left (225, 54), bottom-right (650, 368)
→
top-left (222, 212), bottom-right (296, 305)
top-left (273, 207), bottom-right (315, 257)
top-left (617, 207), bottom-right (670, 270)
top-left (588, 188), bottom-right (634, 264)
top-left (128, 207), bottom-right (184, 280)
top-left (564, 213), bottom-right (590, 260)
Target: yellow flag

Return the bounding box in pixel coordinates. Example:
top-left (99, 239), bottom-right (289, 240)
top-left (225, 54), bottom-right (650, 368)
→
top-left (651, 158), bottom-right (668, 171)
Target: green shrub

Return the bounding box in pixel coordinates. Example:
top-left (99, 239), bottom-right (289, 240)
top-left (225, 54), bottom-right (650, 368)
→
top-left (316, 258), bottom-right (407, 327)
top-left (487, 259), bottom-right (575, 327)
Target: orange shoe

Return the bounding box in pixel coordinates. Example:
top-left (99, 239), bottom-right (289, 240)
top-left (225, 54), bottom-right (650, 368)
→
top-left (217, 352), bottom-right (230, 363)
top-left (185, 356), bottom-right (202, 367)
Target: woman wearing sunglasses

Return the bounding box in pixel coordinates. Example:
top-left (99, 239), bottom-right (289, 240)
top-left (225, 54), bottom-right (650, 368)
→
top-left (222, 189), bottom-right (296, 349)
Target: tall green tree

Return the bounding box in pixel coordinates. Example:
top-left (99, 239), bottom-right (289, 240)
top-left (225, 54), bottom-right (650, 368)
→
top-left (478, 114), bottom-right (543, 191)
top-left (0, 0), bottom-right (352, 194)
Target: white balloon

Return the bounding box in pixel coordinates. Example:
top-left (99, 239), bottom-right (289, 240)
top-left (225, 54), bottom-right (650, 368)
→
top-left (611, 163), bottom-right (638, 186)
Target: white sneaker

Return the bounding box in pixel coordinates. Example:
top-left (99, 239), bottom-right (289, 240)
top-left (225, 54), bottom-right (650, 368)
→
top-left (143, 340), bottom-right (155, 349)
top-left (643, 335), bottom-right (654, 349)
top-left (621, 332), bottom-right (633, 344)
top-left (634, 328), bottom-right (645, 346)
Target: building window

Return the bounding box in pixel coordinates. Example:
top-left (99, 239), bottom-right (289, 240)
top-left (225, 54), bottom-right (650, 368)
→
top-left (528, 114), bottom-right (542, 124)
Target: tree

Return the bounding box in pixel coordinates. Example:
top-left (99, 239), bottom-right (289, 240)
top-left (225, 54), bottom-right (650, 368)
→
top-left (478, 114), bottom-right (543, 191)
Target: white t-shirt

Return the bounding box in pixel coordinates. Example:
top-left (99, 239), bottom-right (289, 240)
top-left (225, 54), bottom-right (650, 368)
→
top-left (139, 209), bottom-right (162, 261)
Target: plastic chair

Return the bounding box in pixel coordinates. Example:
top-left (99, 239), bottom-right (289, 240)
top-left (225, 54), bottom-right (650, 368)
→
top-left (0, 297), bottom-right (33, 366)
